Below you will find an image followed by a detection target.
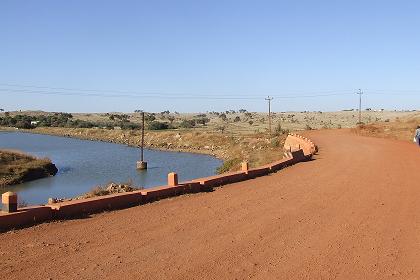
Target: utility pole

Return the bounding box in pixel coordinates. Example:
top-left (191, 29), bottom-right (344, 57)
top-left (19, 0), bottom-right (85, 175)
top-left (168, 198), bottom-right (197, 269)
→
top-left (356, 89), bottom-right (363, 124)
top-left (265, 96), bottom-right (274, 137)
top-left (136, 111), bottom-right (147, 170)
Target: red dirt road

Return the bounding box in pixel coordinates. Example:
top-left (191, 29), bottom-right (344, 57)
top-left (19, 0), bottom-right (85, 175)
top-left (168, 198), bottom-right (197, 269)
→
top-left (1, 130), bottom-right (420, 279)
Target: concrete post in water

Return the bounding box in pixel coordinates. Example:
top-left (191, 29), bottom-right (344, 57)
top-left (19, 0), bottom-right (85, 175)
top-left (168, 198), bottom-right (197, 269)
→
top-left (168, 172), bottom-right (178, 186)
top-left (137, 161), bottom-right (147, 170)
top-left (2, 192), bottom-right (18, 213)
top-left (241, 161), bottom-right (249, 173)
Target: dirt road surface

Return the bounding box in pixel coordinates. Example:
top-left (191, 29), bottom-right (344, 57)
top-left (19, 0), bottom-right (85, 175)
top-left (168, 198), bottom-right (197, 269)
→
top-left (1, 130), bottom-right (420, 279)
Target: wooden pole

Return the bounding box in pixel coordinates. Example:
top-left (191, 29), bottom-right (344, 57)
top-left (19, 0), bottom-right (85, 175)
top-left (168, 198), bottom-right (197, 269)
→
top-left (141, 111), bottom-right (145, 162)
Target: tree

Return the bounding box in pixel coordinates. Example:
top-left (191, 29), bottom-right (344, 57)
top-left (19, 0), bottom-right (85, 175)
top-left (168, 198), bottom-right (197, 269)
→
top-left (179, 119), bottom-right (196, 128)
top-left (144, 113), bottom-right (156, 122)
top-left (15, 120), bottom-right (32, 129)
top-left (195, 117), bottom-right (210, 126)
top-left (167, 116), bottom-right (175, 124)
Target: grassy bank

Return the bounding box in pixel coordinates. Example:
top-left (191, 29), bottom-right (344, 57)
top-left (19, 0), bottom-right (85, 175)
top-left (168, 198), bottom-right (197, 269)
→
top-left (0, 150), bottom-right (58, 187)
top-left (8, 126), bottom-right (287, 173)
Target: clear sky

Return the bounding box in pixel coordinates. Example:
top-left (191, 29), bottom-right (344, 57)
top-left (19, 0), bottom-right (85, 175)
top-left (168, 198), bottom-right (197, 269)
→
top-left (1, 0), bottom-right (420, 112)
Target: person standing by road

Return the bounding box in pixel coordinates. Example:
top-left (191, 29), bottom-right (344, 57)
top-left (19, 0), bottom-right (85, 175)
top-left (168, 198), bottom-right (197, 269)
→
top-left (415, 126), bottom-right (420, 146)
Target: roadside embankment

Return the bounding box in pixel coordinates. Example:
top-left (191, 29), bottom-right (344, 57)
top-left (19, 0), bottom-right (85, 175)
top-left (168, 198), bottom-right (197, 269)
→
top-left (0, 150), bottom-right (58, 187)
top-left (0, 133), bottom-right (317, 231)
top-left (352, 113), bottom-right (420, 142)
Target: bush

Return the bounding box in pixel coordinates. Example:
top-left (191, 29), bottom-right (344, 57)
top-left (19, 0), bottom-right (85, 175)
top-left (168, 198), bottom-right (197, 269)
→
top-left (271, 138), bottom-right (280, 147)
top-left (274, 123), bottom-right (288, 135)
top-left (216, 158), bottom-right (241, 174)
top-left (120, 122), bottom-right (141, 130)
top-left (148, 121), bottom-right (169, 130)
top-left (179, 119), bottom-right (196, 128)
top-left (15, 120), bottom-right (32, 129)
top-left (195, 117), bottom-right (210, 126)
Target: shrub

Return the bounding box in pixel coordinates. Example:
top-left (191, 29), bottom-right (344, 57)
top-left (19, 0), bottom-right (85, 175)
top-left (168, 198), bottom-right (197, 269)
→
top-left (15, 120), bottom-right (32, 129)
top-left (148, 121), bottom-right (169, 130)
top-left (271, 138), bottom-right (280, 147)
top-left (179, 119), bottom-right (196, 128)
top-left (195, 117), bottom-right (210, 126)
top-left (216, 158), bottom-right (241, 174)
top-left (274, 123), bottom-right (288, 135)
top-left (120, 122), bottom-right (141, 130)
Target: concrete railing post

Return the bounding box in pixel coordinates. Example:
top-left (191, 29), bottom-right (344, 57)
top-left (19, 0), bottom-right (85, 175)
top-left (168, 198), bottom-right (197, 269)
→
top-left (241, 161), bottom-right (249, 173)
top-left (2, 191), bottom-right (18, 213)
top-left (168, 172), bottom-right (178, 186)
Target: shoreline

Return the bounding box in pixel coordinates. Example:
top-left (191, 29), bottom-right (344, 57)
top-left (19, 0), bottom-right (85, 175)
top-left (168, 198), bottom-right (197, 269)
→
top-left (0, 127), bottom-right (222, 158)
top-left (1, 126), bottom-right (287, 172)
top-left (0, 127), bottom-right (220, 159)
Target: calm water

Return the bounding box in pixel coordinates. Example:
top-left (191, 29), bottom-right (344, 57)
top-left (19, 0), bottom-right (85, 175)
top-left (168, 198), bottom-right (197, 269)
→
top-left (0, 131), bottom-right (222, 205)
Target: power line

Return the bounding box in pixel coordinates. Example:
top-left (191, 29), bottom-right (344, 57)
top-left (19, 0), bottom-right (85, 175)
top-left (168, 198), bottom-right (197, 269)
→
top-left (1, 82), bottom-right (419, 101)
top-left (0, 82), bottom-right (355, 95)
top-left (0, 87), bottom-right (357, 100)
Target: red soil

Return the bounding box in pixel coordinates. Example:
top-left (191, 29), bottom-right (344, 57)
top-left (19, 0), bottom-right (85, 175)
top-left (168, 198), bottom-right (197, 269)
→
top-left (1, 129), bottom-right (420, 279)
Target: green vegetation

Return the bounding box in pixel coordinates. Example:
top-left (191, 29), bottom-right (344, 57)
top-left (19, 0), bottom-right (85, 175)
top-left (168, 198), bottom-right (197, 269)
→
top-left (0, 112), bottom-right (142, 130)
top-left (0, 150), bottom-right (58, 186)
top-left (179, 119), bottom-right (196, 128)
top-left (216, 158), bottom-right (241, 174)
top-left (148, 121), bottom-right (170, 130)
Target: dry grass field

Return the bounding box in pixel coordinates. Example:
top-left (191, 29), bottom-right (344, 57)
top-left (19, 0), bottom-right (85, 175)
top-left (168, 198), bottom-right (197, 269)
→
top-left (71, 109), bottom-right (414, 131)
top-left (1, 109), bottom-right (418, 172)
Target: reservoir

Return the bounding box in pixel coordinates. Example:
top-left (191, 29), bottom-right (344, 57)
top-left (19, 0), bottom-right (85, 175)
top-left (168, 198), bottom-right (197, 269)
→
top-left (0, 131), bottom-right (222, 206)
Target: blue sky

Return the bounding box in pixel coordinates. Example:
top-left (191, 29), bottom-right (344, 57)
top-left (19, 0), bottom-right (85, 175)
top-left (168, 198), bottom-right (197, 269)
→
top-left (1, 0), bottom-right (420, 112)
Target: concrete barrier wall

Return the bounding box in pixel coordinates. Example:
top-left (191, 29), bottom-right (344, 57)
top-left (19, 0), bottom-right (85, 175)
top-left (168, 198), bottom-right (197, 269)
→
top-left (0, 133), bottom-right (317, 232)
top-left (0, 206), bottom-right (52, 230)
top-left (284, 133), bottom-right (318, 156)
top-left (246, 166), bottom-right (271, 178)
top-left (191, 171), bottom-right (248, 189)
top-left (50, 191), bottom-right (144, 219)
